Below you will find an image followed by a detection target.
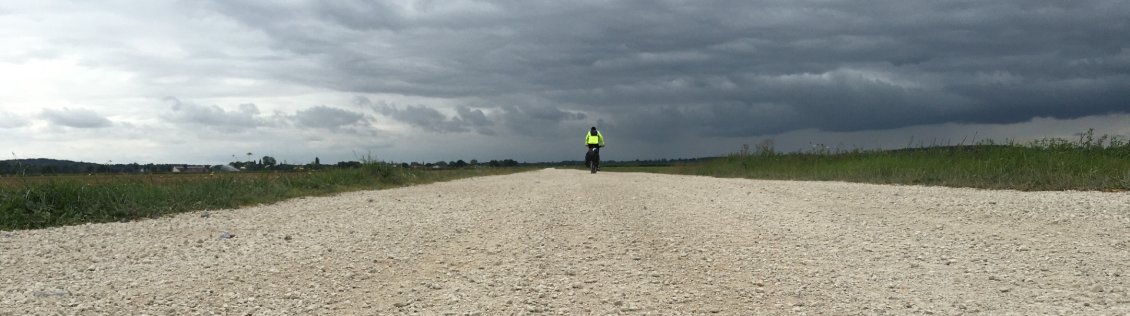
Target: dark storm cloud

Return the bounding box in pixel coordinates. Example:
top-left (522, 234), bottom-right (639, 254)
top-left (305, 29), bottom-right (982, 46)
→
top-left (39, 108), bottom-right (112, 129)
top-left (202, 0), bottom-right (1130, 139)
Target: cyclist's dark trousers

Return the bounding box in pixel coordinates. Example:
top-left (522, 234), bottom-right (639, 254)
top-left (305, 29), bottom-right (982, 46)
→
top-left (586, 145), bottom-right (600, 167)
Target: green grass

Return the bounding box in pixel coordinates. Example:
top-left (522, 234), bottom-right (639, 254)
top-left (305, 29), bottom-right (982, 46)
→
top-left (615, 132), bottom-right (1130, 191)
top-left (0, 164), bottom-right (534, 231)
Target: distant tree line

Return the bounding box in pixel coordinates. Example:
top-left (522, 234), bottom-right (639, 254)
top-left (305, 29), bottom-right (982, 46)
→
top-left (397, 159), bottom-right (519, 169)
top-left (0, 159), bottom-right (175, 175)
top-left (0, 156), bottom-right (703, 175)
top-left (229, 155), bottom-right (279, 171)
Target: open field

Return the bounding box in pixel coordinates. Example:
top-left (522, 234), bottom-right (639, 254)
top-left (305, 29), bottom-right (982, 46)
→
top-left (0, 166), bottom-right (534, 230)
top-left (0, 173), bottom-right (284, 188)
top-left (2, 169), bottom-right (1128, 314)
top-left (0, 168), bottom-right (524, 188)
top-left (633, 140), bottom-right (1130, 191)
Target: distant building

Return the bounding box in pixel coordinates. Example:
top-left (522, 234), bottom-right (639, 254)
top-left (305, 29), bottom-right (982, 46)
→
top-left (172, 165), bottom-right (207, 173)
top-left (214, 165), bottom-right (240, 172)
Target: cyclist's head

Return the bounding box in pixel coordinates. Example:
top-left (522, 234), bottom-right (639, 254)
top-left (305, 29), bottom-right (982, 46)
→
top-left (590, 126), bottom-right (597, 132)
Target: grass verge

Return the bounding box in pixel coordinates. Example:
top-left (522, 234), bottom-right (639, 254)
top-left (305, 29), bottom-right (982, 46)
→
top-left (0, 164), bottom-right (534, 231)
top-left (611, 132), bottom-right (1130, 191)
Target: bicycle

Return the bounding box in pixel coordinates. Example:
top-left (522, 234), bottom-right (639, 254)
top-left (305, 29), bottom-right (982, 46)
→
top-left (585, 146), bottom-right (600, 174)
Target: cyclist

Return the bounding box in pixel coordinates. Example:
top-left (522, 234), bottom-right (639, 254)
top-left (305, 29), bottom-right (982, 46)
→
top-left (584, 127), bottom-right (605, 172)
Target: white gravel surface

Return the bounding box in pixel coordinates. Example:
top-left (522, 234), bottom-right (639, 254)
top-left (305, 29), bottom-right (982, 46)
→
top-left (2, 168), bottom-right (1129, 315)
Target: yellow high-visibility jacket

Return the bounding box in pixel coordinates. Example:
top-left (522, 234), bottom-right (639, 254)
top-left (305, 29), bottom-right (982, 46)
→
top-left (585, 130), bottom-right (605, 147)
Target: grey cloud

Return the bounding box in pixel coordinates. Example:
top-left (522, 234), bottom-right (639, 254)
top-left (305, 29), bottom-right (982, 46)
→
top-left (0, 111), bottom-right (29, 128)
top-left (354, 96), bottom-right (495, 134)
top-left (39, 108), bottom-right (112, 128)
top-left (516, 105), bottom-right (586, 122)
top-left (456, 106), bottom-right (490, 127)
top-left (456, 106), bottom-right (496, 135)
top-left (204, 0), bottom-right (1129, 140)
top-left (293, 105), bottom-right (368, 131)
top-left (161, 97), bottom-right (264, 131)
top-left (162, 98), bottom-right (377, 135)
top-left (12, 1), bottom-right (1126, 163)
top-left (497, 105), bottom-right (587, 137)
top-left (380, 104), bottom-right (467, 133)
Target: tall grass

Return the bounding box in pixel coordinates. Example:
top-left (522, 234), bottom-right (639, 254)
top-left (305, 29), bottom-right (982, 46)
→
top-left (0, 163), bottom-right (532, 231)
top-left (667, 130), bottom-right (1130, 191)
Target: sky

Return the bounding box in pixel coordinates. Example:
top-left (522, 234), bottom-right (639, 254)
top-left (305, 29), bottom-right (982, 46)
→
top-left (1, 1), bottom-right (1128, 165)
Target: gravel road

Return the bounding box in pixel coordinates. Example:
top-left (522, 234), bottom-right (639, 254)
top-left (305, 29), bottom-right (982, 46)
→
top-left (2, 169), bottom-right (1129, 315)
